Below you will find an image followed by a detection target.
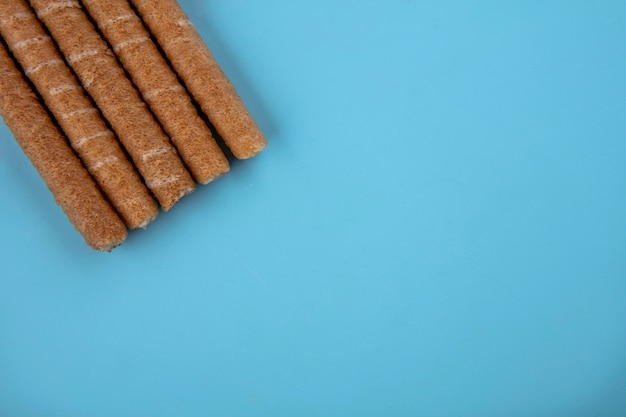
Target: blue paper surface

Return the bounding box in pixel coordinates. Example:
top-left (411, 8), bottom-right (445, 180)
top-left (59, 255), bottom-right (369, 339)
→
top-left (1, 1), bottom-right (625, 416)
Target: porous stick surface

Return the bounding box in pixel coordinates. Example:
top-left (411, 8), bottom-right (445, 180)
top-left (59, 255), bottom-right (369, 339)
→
top-left (83, 0), bottom-right (230, 184)
top-left (0, 41), bottom-right (127, 251)
top-left (0, 0), bottom-right (158, 229)
top-left (130, 0), bottom-right (267, 159)
top-left (30, 0), bottom-right (195, 210)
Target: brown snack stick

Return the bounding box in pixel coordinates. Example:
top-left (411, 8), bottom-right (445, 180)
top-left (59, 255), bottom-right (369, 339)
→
top-left (0, 40), bottom-right (127, 251)
top-left (129, 0), bottom-right (267, 159)
top-left (0, 0), bottom-right (158, 229)
top-left (30, 0), bottom-right (195, 211)
top-left (82, 0), bottom-right (230, 185)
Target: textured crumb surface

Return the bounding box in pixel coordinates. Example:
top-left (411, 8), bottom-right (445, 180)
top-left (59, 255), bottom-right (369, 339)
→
top-left (0, 0), bottom-right (159, 230)
top-left (130, 0), bottom-right (267, 159)
top-left (83, 0), bottom-right (230, 184)
top-left (0, 41), bottom-right (127, 250)
top-left (30, 0), bottom-right (196, 210)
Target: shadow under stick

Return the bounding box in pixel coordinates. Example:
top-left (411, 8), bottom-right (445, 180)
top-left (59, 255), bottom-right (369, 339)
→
top-left (0, 0), bottom-right (158, 229)
top-left (30, 0), bottom-right (195, 211)
top-left (82, 0), bottom-right (230, 185)
top-left (0, 41), bottom-right (127, 251)
top-left (130, 0), bottom-right (267, 159)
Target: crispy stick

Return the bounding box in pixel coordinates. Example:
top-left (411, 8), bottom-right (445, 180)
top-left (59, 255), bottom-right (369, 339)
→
top-left (0, 40), bottom-right (127, 251)
top-left (30, 0), bottom-right (195, 211)
top-left (129, 0), bottom-right (267, 159)
top-left (81, 0), bottom-right (230, 185)
top-left (0, 0), bottom-right (158, 229)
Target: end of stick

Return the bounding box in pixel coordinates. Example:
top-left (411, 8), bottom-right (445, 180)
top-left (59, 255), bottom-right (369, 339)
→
top-left (231, 135), bottom-right (268, 160)
top-left (88, 227), bottom-right (128, 252)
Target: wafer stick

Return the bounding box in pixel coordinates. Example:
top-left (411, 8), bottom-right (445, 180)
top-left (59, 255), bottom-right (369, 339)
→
top-left (0, 0), bottom-right (158, 229)
top-left (81, 0), bottom-right (229, 185)
top-left (30, 0), bottom-right (195, 211)
top-left (129, 0), bottom-right (267, 159)
top-left (0, 40), bottom-right (127, 251)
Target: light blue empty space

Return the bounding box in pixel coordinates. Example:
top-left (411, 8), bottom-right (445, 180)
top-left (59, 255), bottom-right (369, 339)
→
top-left (0, 1), bottom-right (624, 416)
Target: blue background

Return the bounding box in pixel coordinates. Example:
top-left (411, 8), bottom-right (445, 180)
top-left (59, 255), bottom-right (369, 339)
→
top-left (1, 0), bottom-right (625, 416)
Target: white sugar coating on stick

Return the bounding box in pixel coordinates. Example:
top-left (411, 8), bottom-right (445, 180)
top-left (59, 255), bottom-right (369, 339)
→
top-left (0, 0), bottom-right (159, 229)
top-left (82, 0), bottom-right (230, 184)
top-left (0, 41), bottom-right (127, 251)
top-left (30, 0), bottom-right (196, 211)
top-left (130, 0), bottom-right (267, 159)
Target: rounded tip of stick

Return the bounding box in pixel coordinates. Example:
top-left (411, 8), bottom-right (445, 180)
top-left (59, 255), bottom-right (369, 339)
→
top-left (88, 228), bottom-right (128, 252)
top-left (232, 137), bottom-right (267, 160)
top-left (132, 212), bottom-right (159, 230)
top-left (160, 185), bottom-right (195, 212)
